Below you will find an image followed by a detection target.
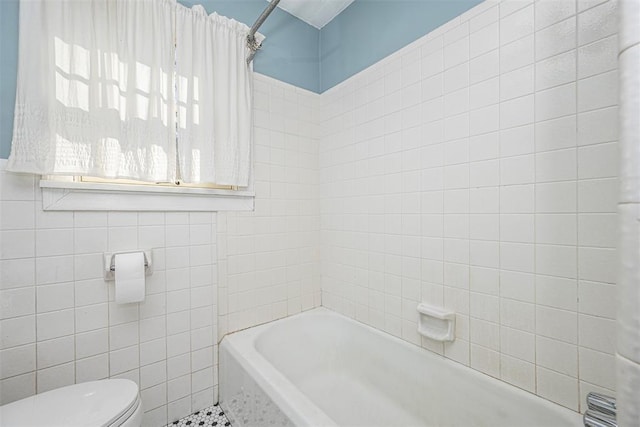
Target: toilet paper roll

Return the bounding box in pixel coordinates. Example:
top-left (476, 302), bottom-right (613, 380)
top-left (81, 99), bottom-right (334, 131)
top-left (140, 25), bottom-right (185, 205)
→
top-left (114, 252), bottom-right (146, 304)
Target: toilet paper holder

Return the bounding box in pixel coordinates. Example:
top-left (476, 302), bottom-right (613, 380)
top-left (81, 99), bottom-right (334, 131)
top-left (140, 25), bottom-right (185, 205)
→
top-left (103, 250), bottom-right (153, 281)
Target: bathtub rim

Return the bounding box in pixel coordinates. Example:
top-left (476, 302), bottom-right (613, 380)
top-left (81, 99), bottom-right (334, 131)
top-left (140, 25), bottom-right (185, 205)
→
top-left (220, 306), bottom-right (583, 427)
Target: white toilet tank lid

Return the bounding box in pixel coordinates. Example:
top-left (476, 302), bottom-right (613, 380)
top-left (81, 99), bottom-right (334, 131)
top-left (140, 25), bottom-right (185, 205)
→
top-left (0, 379), bottom-right (140, 427)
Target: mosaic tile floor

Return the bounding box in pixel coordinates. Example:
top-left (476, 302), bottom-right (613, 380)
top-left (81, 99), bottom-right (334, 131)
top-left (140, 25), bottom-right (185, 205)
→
top-left (168, 403), bottom-right (232, 427)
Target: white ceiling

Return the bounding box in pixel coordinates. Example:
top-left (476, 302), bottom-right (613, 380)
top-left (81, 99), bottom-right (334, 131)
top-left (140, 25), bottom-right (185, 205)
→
top-left (270, 0), bottom-right (355, 29)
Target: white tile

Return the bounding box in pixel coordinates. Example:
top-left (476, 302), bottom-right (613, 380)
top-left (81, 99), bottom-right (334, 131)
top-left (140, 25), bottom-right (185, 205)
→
top-left (0, 258), bottom-right (35, 290)
top-left (500, 155), bottom-right (535, 185)
top-left (470, 50), bottom-right (500, 84)
top-left (579, 348), bottom-right (615, 390)
top-left (500, 35), bottom-right (534, 73)
top-left (168, 374), bottom-right (191, 402)
top-left (535, 83), bottom-right (576, 122)
top-left (0, 171), bottom-right (35, 201)
top-left (109, 345), bottom-right (140, 376)
top-left (500, 214), bottom-right (534, 243)
top-left (577, 178), bottom-right (617, 212)
top-left (36, 282), bottom-right (74, 313)
top-left (577, 0), bottom-right (617, 46)
top-left (578, 247), bottom-right (616, 283)
top-left (500, 299), bottom-right (535, 332)
top-left (109, 322), bottom-right (139, 351)
top-left (500, 242), bottom-right (534, 273)
top-left (469, 214), bottom-right (499, 240)
top-left (470, 160), bottom-right (499, 187)
top-left (470, 22), bottom-right (499, 58)
top-left (578, 280), bottom-right (615, 318)
top-left (536, 275), bottom-right (577, 311)
top-left (501, 354), bottom-right (535, 392)
top-left (500, 184), bottom-right (534, 213)
top-left (577, 142), bottom-right (618, 179)
top-left (577, 107), bottom-right (618, 147)
top-left (536, 115), bottom-right (577, 152)
top-left (578, 213), bottom-right (617, 248)
top-left (470, 105), bottom-right (499, 136)
top-left (535, 17), bottom-right (576, 61)
top-left (536, 335), bottom-right (578, 377)
top-left (444, 37), bottom-right (469, 69)
top-left (501, 65), bottom-right (535, 102)
top-left (0, 344), bottom-right (35, 379)
top-left (536, 51), bottom-right (577, 94)
top-left (75, 278), bottom-right (108, 307)
top-left (108, 212), bottom-right (138, 227)
top-left (74, 227), bottom-right (108, 254)
top-left (0, 372), bottom-right (35, 405)
top-left (35, 229), bottom-right (73, 257)
top-left (470, 78), bottom-right (499, 110)
top-left (577, 70), bottom-right (618, 113)
top-left (578, 35), bottom-right (618, 79)
top-left (34, 210), bottom-right (73, 230)
top-left (536, 305), bottom-right (577, 344)
top-left (500, 4), bottom-right (534, 45)
top-left (142, 383), bottom-right (167, 411)
top-left (36, 362), bottom-right (74, 393)
top-left (0, 315), bottom-right (35, 350)
top-left (37, 309), bottom-right (74, 341)
top-left (37, 335), bottom-right (75, 369)
top-left (500, 125), bottom-right (534, 158)
top-left (75, 328), bottom-right (109, 359)
top-left (443, 64), bottom-right (469, 96)
top-left (499, 95), bottom-right (534, 130)
top-left (501, 326), bottom-right (534, 362)
top-left (140, 360), bottom-right (167, 389)
top-left (75, 303), bottom-right (108, 333)
top-left (537, 367), bottom-right (579, 410)
top-left (0, 287), bottom-right (35, 319)
top-left (536, 214), bottom-right (577, 245)
top-left (76, 353), bottom-right (109, 382)
top-left (500, 270), bottom-right (535, 302)
top-left (535, 0), bottom-right (576, 30)
top-left (0, 201), bottom-right (35, 230)
top-left (579, 313), bottom-right (615, 353)
top-left (536, 244), bottom-right (577, 278)
top-left (140, 338), bottom-right (167, 366)
top-left (535, 182), bottom-right (577, 214)
top-left (0, 230), bottom-right (35, 260)
top-left (470, 187), bottom-right (499, 213)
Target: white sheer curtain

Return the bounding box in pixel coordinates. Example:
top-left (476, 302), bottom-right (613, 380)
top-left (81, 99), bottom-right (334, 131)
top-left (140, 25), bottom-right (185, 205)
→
top-left (175, 4), bottom-right (261, 186)
top-left (8, 0), bottom-right (177, 182)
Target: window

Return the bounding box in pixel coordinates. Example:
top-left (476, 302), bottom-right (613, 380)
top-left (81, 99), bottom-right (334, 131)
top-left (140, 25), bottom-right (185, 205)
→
top-left (7, 0), bottom-right (262, 210)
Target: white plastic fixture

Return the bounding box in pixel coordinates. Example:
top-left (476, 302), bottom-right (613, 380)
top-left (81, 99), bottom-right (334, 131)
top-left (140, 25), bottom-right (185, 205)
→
top-left (417, 303), bottom-right (456, 342)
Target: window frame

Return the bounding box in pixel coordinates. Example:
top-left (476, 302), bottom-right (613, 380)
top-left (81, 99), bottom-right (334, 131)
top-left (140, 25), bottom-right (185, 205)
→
top-left (39, 174), bottom-right (254, 212)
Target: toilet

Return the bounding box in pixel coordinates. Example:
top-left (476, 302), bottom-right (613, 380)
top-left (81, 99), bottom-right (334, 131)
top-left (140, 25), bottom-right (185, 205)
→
top-left (0, 379), bottom-right (142, 427)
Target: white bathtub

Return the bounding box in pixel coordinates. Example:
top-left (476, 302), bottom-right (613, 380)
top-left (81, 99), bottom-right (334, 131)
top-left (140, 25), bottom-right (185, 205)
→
top-left (220, 307), bottom-right (582, 427)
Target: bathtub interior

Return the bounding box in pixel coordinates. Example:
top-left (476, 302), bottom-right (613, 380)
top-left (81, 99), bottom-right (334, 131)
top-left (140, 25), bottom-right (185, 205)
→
top-left (223, 308), bottom-right (581, 427)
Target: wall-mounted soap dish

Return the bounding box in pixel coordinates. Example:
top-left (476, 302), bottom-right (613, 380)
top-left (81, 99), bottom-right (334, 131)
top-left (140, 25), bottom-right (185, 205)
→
top-left (417, 303), bottom-right (455, 342)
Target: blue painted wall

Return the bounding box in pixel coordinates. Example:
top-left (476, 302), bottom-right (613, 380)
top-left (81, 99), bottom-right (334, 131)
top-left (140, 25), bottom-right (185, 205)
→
top-left (0, 0), bottom-right (483, 159)
top-left (320, 0), bottom-right (483, 92)
top-left (0, 0), bottom-right (19, 159)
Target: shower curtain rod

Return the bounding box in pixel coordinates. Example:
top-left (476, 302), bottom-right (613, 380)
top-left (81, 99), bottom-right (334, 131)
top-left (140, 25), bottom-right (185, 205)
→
top-left (246, 0), bottom-right (281, 64)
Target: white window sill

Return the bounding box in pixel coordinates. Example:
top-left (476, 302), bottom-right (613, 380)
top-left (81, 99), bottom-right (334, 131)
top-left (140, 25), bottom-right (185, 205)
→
top-left (40, 180), bottom-right (254, 211)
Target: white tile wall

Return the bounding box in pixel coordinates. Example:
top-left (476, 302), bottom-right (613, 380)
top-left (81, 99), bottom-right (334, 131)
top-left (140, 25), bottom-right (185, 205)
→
top-left (0, 165), bottom-right (218, 425)
top-left (217, 74), bottom-right (321, 338)
top-left (319, 0), bottom-right (618, 412)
